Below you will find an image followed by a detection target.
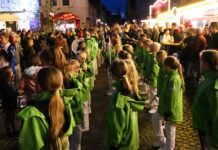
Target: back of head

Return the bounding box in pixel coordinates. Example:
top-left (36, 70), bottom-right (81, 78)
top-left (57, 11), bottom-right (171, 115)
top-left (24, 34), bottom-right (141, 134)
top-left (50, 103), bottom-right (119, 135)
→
top-left (164, 56), bottom-right (185, 90)
top-left (111, 60), bottom-right (135, 95)
top-left (156, 50), bottom-right (167, 63)
top-left (37, 67), bottom-right (67, 150)
top-left (123, 44), bottom-right (134, 55)
top-left (150, 42), bottom-right (160, 53)
top-left (118, 50), bottom-right (132, 60)
top-left (111, 60), bottom-right (128, 79)
top-left (201, 50), bottom-right (218, 72)
top-left (52, 47), bottom-right (68, 69)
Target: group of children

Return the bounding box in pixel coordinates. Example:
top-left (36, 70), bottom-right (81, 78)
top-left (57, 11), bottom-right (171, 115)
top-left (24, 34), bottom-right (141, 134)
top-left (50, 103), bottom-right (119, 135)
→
top-left (106, 29), bottom-right (218, 150)
top-left (0, 26), bottom-right (217, 150)
top-left (0, 30), bottom-right (100, 150)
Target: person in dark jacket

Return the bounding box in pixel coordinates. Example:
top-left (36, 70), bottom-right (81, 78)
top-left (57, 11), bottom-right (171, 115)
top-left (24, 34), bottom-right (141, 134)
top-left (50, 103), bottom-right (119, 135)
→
top-left (208, 22), bottom-right (218, 49)
top-left (188, 28), bottom-right (207, 87)
top-left (0, 66), bottom-right (17, 136)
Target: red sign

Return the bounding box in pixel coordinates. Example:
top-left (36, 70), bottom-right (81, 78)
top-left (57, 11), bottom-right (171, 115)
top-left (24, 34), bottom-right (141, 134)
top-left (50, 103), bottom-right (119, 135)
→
top-left (150, 0), bottom-right (170, 18)
top-left (53, 12), bottom-right (77, 22)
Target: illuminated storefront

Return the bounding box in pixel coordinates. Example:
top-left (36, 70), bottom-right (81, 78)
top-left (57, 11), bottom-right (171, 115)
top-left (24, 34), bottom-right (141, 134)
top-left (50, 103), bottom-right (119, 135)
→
top-left (0, 0), bottom-right (40, 31)
top-left (143, 0), bottom-right (218, 27)
top-left (157, 0), bottom-right (218, 27)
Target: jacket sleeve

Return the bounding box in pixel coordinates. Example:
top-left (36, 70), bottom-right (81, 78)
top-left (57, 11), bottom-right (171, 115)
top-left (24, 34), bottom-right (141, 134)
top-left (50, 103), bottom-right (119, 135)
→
top-left (208, 80), bottom-right (218, 148)
top-left (165, 78), bottom-right (183, 123)
top-left (18, 117), bottom-right (47, 150)
top-left (107, 107), bottom-right (126, 147)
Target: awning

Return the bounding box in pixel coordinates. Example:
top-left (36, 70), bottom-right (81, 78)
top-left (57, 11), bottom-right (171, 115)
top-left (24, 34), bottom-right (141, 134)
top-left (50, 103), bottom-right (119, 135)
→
top-left (53, 12), bottom-right (78, 22)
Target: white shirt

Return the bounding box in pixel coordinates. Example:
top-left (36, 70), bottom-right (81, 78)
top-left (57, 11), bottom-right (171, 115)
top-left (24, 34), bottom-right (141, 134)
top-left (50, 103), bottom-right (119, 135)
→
top-left (161, 34), bottom-right (174, 43)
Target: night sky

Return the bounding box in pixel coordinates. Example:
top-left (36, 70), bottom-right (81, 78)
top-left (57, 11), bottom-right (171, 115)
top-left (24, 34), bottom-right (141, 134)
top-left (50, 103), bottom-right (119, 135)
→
top-left (101, 0), bottom-right (126, 16)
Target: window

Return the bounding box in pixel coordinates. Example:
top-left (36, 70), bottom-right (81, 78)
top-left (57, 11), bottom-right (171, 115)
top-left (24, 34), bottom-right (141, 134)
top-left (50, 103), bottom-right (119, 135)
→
top-left (51, 0), bottom-right (57, 6)
top-left (63, 0), bottom-right (69, 6)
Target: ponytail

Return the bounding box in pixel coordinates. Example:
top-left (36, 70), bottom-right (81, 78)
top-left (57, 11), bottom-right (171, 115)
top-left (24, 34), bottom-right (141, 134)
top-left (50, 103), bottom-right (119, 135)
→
top-left (48, 90), bottom-right (68, 150)
top-left (37, 67), bottom-right (68, 150)
top-left (177, 64), bottom-right (185, 91)
top-left (121, 75), bottom-right (133, 95)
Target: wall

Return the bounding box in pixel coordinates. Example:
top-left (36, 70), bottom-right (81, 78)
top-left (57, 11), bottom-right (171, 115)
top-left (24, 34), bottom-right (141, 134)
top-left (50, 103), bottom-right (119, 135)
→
top-left (40, 0), bottom-right (91, 27)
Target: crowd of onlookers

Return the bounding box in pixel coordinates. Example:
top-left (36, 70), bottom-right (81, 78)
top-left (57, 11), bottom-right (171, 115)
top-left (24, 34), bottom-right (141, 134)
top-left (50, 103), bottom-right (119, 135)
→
top-left (0, 21), bottom-right (217, 150)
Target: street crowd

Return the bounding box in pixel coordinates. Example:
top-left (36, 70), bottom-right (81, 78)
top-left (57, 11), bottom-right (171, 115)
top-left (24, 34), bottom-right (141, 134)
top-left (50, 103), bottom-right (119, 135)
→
top-left (0, 21), bottom-right (217, 150)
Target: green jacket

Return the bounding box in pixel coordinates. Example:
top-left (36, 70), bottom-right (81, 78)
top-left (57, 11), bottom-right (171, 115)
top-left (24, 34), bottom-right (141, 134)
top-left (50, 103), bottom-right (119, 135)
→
top-left (85, 37), bottom-right (99, 61)
top-left (158, 70), bottom-right (183, 123)
top-left (157, 63), bottom-right (165, 97)
top-left (143, 53), bottom-right (159, 87)
top-left (134, 44), bottom-right (144, 74)
top-left (192, 71), bottom-right (218, 148)
top-left (63, 80), bottom-right (84, 125)
top-left (107, 82), bottom-right (145, 150)
top-left (18, 91), bottom-right (75, 150)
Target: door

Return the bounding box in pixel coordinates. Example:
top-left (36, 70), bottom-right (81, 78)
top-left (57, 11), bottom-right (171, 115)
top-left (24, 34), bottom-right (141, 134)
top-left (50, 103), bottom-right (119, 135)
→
top-left (6, 21), bottom-right (17, 31)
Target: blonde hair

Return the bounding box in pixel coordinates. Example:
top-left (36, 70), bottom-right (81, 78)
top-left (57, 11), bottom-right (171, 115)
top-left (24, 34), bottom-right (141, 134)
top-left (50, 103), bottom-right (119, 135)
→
top-left (111, 60), bottom-right (136, 95)
top-left (37, 67), bottom-right (68, 150)
top-left (124, 59), bottom-right (139, 95)
top-left (52, 47), bottom-right (72, 79)
top-left (156, 50), bottom-right (167, 63)
top-left (150, 42), bottom-right (161, 54)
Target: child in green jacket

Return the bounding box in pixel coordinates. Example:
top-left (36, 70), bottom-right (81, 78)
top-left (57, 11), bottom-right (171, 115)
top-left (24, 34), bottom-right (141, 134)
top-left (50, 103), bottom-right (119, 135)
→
top-left (192, 50), bottom-right (218, 149)
top-left (144, 42), bottom-right (160, 114)
top-left (151, 50), bottom-right (168, 148)
top-left (157, 56), bottom-right (184, 150)
top-left (107, 60), bottom-right (145, 150)
top-left (18, 67), bottom-right (75, 150)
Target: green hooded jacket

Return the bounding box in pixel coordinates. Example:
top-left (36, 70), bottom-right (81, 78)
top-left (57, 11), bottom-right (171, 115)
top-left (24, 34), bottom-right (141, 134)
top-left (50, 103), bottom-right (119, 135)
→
top-left (107, 81), bottom-right (145, 150)
top-left (17, 91), bottom-right (75, 150)
top-left (143, 53), bottom-right (159, 88)
top-left (158, 70), bottom-right (183, 123)
top-left (192, 71), bottom-right (218, 148)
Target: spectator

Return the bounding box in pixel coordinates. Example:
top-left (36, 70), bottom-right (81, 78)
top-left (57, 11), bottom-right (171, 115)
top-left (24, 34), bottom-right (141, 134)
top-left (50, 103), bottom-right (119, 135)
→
top-left (208, 22), bottom-right (218, 49)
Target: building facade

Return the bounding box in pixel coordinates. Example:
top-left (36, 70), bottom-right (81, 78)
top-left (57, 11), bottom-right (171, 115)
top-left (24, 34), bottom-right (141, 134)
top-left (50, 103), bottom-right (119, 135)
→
top-left (0, 0), bottom-right (40, 31)
top-left (40, 0), bottom-right (100, 30)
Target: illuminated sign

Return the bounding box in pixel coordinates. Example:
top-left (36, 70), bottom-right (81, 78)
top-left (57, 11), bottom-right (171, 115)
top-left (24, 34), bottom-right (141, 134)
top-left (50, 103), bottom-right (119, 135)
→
top-left (149, 0), bottom-right (170, 18)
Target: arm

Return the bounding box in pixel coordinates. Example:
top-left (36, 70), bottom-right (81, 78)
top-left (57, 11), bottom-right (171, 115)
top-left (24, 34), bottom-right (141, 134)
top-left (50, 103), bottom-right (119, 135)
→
top-left (165, 78), bottom-right (183, 123)
top-left (207, 81), bottom-right (218, 148)
top-left (107, 107), bottom-right (126, 147)
top-left (18, 117), bottom-right (47, 150)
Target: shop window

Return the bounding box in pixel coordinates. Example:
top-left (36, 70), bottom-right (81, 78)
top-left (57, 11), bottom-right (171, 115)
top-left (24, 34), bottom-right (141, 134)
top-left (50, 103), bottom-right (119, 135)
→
top-left (63, 0), bottom-right (69, 6)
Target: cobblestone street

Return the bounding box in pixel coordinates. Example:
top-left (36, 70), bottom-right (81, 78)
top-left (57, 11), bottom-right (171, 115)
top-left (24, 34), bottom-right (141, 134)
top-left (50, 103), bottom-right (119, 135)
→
top-left (0, 67), bottom-right (201, 150)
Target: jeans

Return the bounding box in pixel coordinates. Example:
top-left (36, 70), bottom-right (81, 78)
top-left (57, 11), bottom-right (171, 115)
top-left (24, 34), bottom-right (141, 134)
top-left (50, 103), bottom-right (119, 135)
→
top-left (163, 121), bottom-right (176, 150)
top-left (152, 112), bottom-right (165, 145)
top-left (69, 125), bottom-right (82, 150)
